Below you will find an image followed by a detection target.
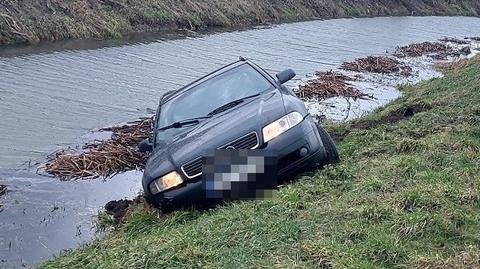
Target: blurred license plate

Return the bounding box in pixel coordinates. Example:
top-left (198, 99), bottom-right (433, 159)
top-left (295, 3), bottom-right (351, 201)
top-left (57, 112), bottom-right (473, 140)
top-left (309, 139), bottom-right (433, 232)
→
top-left (202, 149), bottom-right (277, 200)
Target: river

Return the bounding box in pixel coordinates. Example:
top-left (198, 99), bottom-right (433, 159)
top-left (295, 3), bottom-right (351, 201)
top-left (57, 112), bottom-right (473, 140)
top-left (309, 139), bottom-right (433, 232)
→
top-left (1, 16), bottom-right (480, 268)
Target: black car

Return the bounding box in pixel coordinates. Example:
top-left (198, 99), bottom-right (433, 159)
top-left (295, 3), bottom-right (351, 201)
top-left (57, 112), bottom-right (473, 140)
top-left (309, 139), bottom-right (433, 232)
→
top-left (139, 58), bottom-right (338, 208)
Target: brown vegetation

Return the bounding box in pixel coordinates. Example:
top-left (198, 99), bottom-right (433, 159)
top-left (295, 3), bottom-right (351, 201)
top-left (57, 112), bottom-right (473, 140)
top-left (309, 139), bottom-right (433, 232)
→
top-left (394, 41), bottom-right (474, 60)
top-left (0, 184), bottom-right (6, 197)
top-left (0, 185), bottom-right (6, 211)
top-left (341, 56), bottom-right (413, 76)
top-left (43, 117), bottom-right (153, 180)
top-left (415, 247), bottom-right (480, 269)
top-left (1, 0), bottom-right (480, 45)
top-left (465, 36), bottom-right (480, 41)
top-left (395, 42), bottom-right (454, 57)
top-left (439, 37), bottom-right (469, 44)
top-left (297, 71), bottom-right (371, 100)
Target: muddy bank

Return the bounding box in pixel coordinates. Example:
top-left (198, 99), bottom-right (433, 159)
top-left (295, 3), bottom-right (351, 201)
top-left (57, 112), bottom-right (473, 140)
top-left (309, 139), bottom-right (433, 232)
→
top-left (327, 102), bottom-right (433, 142)
top-left (354, 102), bottom-right (432, 130)
top-left (102, 195), bottom-right (152, 227)
top-left (1, 0), bottom-right (480, 46)
top-left (104, 195), bottom-right (144, 225)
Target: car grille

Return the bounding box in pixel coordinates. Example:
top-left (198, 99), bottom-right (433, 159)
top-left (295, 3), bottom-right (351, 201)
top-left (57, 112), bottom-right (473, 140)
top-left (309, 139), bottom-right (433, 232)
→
top-left (220, 132), bottom-right (259, 150)
top-left (181, 132), bottom-right (259, 179)
top-left (181, 157), bottom-right (203, 179)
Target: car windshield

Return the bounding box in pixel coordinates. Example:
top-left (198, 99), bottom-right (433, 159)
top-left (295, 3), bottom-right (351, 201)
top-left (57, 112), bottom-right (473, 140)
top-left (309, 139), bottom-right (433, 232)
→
top-left (155, 63), bottom-right (274, 145)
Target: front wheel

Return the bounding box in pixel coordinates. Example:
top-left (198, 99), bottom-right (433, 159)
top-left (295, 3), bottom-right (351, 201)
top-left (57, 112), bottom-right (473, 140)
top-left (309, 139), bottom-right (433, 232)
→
top-left (317, 125), bottom-right (340, 165)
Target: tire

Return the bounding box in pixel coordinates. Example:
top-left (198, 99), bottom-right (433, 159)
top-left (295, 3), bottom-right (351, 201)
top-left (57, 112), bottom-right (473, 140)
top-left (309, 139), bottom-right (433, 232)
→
top-left (316, 125), bottom-right (340, 165)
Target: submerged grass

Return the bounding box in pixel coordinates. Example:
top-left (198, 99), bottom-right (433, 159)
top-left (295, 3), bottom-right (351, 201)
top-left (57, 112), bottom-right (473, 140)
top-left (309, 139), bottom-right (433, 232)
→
top-left (40, 57), bottom-right (480, 268)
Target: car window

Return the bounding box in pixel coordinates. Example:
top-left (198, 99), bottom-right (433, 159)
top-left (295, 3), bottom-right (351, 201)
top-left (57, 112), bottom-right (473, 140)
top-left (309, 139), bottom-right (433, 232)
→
top-left (155, 64), bottom-right (274, 144)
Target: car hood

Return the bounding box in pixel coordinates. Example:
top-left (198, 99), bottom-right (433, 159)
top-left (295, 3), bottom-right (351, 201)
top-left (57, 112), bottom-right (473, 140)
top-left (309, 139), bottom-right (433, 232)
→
top-left (143, 89), bottom-right (286, 181)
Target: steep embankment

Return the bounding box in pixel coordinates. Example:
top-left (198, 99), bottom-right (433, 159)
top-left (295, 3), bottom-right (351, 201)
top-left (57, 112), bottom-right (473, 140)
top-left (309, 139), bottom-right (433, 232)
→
top-left (1, 0), bottom-right (480, 46)
top-left (40, 56), bottom-right (480, 268)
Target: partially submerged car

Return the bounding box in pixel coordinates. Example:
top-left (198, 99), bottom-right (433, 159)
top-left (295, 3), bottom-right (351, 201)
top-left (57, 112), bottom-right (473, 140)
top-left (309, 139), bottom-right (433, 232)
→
top-left (139, 58), bottom-right (339, 208)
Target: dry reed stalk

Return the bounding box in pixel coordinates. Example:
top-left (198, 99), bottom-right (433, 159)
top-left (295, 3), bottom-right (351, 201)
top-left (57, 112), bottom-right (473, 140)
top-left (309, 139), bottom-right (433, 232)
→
top-left (341, 56), bottom-right (412, 76)
top-left (297, 71), bottom-right (372, 100)
top-left (43, 117), bottom-right (153, 180)
top-left (394, 42), bottom-right (454, 58)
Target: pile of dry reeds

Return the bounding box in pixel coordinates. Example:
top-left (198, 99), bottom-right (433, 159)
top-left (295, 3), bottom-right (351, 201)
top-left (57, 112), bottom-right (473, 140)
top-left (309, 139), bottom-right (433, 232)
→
top-left (439, 37), bottom-right (469, 45)
top-left (466, 36), bottom-right (480, 41)
top-left (0, 184), bottom-right (5, 210)
top-left (394, 42), bottom-right (454, 58)
top-left (0, 185), bottom-right (6, 196)
top-left (43, 117), bottom-right (153, 180)
top-left (297, 71), bottom-right (372, 100)
top-left (341, 56), bottom-right (412, 76)
top-left (96, 117), bottom-right (153, 148)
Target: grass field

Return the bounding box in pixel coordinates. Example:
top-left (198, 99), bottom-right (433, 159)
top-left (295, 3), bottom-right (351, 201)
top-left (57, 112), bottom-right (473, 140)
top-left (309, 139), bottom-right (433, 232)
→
top-left (40, 56), bottom-right (480, 268)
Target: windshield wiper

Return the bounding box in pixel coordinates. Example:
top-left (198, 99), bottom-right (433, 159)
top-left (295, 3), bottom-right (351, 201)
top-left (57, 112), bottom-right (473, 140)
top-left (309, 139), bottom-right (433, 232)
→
top-left (157, 116), bottom-right (212, 131)
top-left (207, 93), bottom-right (260, 116)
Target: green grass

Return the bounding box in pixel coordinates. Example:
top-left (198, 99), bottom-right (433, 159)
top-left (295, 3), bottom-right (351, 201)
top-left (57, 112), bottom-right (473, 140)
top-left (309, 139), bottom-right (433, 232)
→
top-left (40, 57), bottom-right (480, 268)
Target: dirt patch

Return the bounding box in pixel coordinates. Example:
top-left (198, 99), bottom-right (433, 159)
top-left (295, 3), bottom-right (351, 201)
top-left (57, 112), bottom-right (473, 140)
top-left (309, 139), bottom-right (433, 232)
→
top-left (42, 117), bottom-right (153, 180)
top-left (105, 195), bottom-right (145, 224)
top-left (105, 199), bottom-right (132, 224)
top-left (323, 127), bottom-right (350, 144)
top-left (359, 103), bottom-right (431, 128)
top-left (383, 103), bottom-right (433, 124)
top-left (338, 103), bottom-right (433, 140)
top-left (439, 37), bottom-right (469, 45)
top-left (382, 103), bottom-right (432, 123)
top-left (297, 71), bottom-right (372, 100)
top-left (341, 56), bottom-right (412, 76)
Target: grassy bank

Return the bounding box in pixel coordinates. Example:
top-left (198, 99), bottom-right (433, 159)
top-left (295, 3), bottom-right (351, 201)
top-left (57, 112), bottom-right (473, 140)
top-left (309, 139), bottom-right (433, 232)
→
top-left (1, 0), bottom-right (480, 46)
top-left (40, 56), bottom-right (480, 268)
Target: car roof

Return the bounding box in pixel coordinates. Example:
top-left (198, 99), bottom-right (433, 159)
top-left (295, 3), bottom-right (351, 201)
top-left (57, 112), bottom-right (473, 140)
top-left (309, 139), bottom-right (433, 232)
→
top-left (160, 59), bottom-right (275, 105)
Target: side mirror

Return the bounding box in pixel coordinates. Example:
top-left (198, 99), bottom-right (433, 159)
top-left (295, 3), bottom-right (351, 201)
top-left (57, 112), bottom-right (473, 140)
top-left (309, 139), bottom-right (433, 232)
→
top-left (276, 69), bottom-right (296, 85)
top-left (137, 138), bottom-right (153, 153)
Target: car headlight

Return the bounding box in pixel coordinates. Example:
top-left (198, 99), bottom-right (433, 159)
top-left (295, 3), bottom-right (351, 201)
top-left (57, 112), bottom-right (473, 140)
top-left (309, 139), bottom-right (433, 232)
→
top-left (149, 171), bottom-right (183, 195)
top-left (262, 111), bottom-right (303, 143)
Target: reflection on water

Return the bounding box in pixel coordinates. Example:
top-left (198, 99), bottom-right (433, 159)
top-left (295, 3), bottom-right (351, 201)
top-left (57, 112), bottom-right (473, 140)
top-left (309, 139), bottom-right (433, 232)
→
top-left (0, 169), bottom-right (142, 267)
top-left (1, 16), bottom-right (480, 267)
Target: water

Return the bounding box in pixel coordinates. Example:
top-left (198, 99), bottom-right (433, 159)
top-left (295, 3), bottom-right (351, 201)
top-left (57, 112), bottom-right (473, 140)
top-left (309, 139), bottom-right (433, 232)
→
top-left (1, 16), bottom-right (479, 267)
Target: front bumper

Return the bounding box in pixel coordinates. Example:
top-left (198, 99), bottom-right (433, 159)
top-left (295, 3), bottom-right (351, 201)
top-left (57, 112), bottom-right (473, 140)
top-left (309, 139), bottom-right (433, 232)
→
top-left (148, 116), bottom-right (326, 208)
